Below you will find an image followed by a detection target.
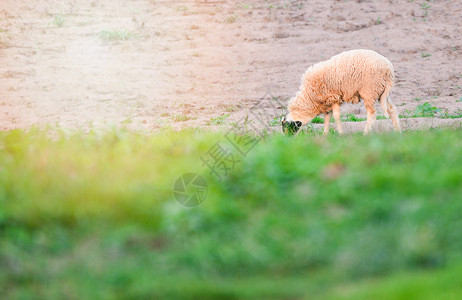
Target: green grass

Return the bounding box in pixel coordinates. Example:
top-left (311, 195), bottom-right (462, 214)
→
top-left (311, 115), bottom-right (325, 124)
top-left (52, 13), bottom-right (65, 27)
top-left (308, 115), bottom-right (387, 125)
top-left (401, 102), bottom-right (442, 118)
top-left (99, 30), bottom-right (139, 41)
top-left (224, 15), bottom-right (238, 23)
top-left (269, 114), bottom-right (285, 127)
top-left (1, 128), bottom-right (462, 299)
top-left (321, 263), bottom-right (462, 300)
top-left (421, 3), bottom-right (431, 16)
top-left (225, 105), bottom-right (236, 112)
top-left (343, 113), bottom-right (366, 122)
top-left (176, 6), bottom-right (188, 12)
top-left (413, 102), bottom-right (441, 117)
top-left (169, 113), bottom-right (195, 122)
top-left (206, 114), bottom-right (230, 125)
top-left (440, 110), bottom-right (462, 119)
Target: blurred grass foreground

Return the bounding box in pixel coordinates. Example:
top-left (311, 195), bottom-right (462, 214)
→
top-left (1, 128), bottom-right (462, 299)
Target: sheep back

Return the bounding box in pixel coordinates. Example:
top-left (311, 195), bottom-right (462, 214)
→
top-left (289, 49), bottom-right (394, 116)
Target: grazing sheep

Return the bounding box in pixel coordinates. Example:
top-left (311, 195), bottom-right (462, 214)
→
top-left (282, 49), bottom-right (401, 135)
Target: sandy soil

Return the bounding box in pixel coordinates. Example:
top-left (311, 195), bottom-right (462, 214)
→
top-left (0, 0), bottom-right (461, 132)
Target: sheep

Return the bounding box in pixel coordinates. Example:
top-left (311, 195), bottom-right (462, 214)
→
top-left (282, 49), bottom-right (401, 135)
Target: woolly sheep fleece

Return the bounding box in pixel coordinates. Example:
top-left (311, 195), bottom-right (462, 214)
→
top-left (286, 49), bottom-right (400, 134)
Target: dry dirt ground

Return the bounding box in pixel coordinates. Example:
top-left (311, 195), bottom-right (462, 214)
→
top-left (0, 0), bottom-right (461, 133)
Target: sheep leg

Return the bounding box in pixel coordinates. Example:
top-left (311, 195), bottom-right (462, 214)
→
top-left (387, 98), bottom-right (401, 132)
top-left (332, 103), bottom-right (343, 135)
top-left (379, 85), bottom-right (401, 133)
top-left (323, 111), bottom-right (332, 135)
top-left (364, 103), bottom-right (377, 135)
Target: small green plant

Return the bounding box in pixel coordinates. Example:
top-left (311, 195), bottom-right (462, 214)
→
top-left (176, 6), bottom-right (188, 12)
top-left (53, 13), bottom-right (65, 27)
top-left (422, 3), bottom-right (431, 16)
top-left (297, 124), bottom-right (332, 136)
top-left (269, 115), bottom-right (285, 127)
top-left (400, 109), bottom-right (411, 118)
top-left (376, 17), bottom-right (382, 24)
top-left (206, 114), bottom-right (230, 125)
top-left (311, 116), bottom-right (325, 124)
top-left (457, 97), bottom-right (462, 102)
top-left (99, 30), bottom-right (139, 41)
top-left (225, 105), bottom-right (236, 112)
top-left (414, 102), bottom-right (441, 117)
top-left (224, 15), bottom-right (238, 23)
top-left (169, 113), bottom-right (194, 122)
top-left (440, 110), bottom-right (462, 119)
top-left (421, 52), bottom-right (431, 58)
top-left (413, 97), bottom-right (422, 101)
top-left (404, 102), bottom-right (441, 118)
top-left (121, 117), bottom-right (133, 124)
top-left (343, 113), bottom-right (366, 122)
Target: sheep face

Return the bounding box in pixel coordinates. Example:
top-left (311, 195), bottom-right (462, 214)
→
top-left (282, 110), bottom-right (315, 135)
top-left (282, 117), bottom-right (302, 135)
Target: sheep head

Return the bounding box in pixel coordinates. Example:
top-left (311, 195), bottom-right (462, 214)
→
top-left (282, 107), bottom-right (316, 135)
top-left (282, 119), bottom-right (302, 135)
top-left (282, 116), bottom-right (302, 135)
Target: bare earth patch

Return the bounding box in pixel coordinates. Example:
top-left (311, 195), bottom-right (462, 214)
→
top-left (0, 0), bottom-right (461, 132)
